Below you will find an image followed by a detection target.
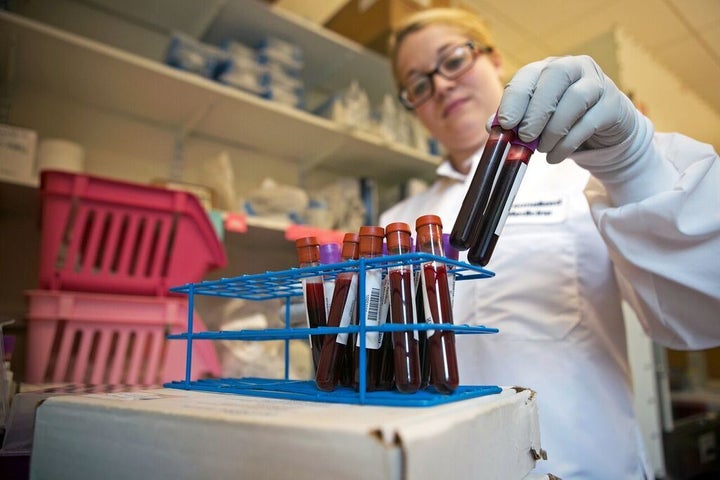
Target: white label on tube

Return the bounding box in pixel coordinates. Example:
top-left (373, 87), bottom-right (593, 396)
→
top-left (490, 145), bottom-right (510, 192)
top-left (447, 271), bottom-right (456, 309)
top-left (414, 270), bottom-right (423, 339)
top-left (420, 263), bottom-right (435, 338)
top-left (495, 162), bottom-right (528, 235)
top-left (377, 274), bottom-right (391, 344)
top-left (409, 268), bottom-right (419, 340)
top-left (336, 274), bottom-right (357, 345)
top-left (323, 278), bottom-right (335, 323)
top-left (357, 269), bottom-right (383, 349)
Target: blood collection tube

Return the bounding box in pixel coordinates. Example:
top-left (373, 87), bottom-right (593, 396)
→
top-left (415, 215), bottom-right (459, 394)
top-left (314, 233), bottom-right (359, 391)
top-left (415, 236), bottom-right (430, 389)
top-left (427, 235), bottom-right (458, 388)
top-left (450, 116), bottom-right (515, 250)
top-left (354, 226), bottom-right (386, 392)
top-left (385, 222), bottom-right (421, 393)
top-left (295, 237), bottom-right (326, 371)
top-left (340, 238), bottom-right (361, 388)
top-left (467, 136), bottom-right (539, 266)
top-left (376, 242), bottom-right (395, 391)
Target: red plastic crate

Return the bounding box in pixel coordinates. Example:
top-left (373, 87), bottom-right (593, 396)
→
top-left (38, 170), bottom-right (227, 296)
top-left (25, 290), bottom-right (221, 385)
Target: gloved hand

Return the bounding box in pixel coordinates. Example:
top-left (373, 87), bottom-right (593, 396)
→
top-left (495, 55), bottom-right (677, 206)
top-left (496, 55), bottom-right (638, 165)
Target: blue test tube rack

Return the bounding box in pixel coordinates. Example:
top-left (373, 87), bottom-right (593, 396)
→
top-left (164, 252), bottom-right (501, 407)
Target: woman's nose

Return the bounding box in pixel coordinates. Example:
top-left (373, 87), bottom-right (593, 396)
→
top-left (432, 73), bottom-right (455, 98)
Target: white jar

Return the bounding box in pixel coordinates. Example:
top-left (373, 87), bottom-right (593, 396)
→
top-left (36, 138), bottom-right (85, 174)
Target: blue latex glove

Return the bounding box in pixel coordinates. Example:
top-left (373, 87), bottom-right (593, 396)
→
top-left (496, 55), bottom-right (638, 164)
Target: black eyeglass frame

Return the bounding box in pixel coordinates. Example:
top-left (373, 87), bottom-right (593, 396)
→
top-left (397, 40), bottom-right (492, 110)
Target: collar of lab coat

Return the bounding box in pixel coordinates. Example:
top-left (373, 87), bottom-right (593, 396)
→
top-left (435, 148), bottom-right (483, 183)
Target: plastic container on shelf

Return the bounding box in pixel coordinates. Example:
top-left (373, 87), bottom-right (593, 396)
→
top-left (37, 170), bottom-right (227, 296)
top-left (24, 289), bottom-right (221, 386)
top-left (164, 31), bottom-right (231, 79)
top-left (165, 252), bottom-right (499, 407)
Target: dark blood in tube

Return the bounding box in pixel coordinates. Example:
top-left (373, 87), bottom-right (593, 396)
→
top-left (414, 237), bottom-right (430, 389)
top-left (353, 226), bottom-right (386, 392)
top-left (295, 237), bottom-right (326, 371)
top-left (314, 233), bottom-right (359, 391)
top-left (468, 137), bottom-right (538, 266)
top-left (416, 215), bottom-right (459, 394)
top-left (385, 222), bottom-right (421, 393)
top-left (450, 118), bottom-right (515, 251)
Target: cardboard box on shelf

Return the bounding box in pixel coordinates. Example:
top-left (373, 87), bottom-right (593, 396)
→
top-left (31, 386), bottom-right (544, 480)
top-left (0, 124), bottom-right (37, 186)
top-left (325, 0), bottom-right (450, 56)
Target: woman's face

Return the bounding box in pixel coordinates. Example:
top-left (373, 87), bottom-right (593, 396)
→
top-left (396, 24), bottom-right (504, 171)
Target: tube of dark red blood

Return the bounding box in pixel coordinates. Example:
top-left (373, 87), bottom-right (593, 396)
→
top-left (295, 237), bottom-right (326, 371)
top-left (315, 233), bottom-right (359, 391)
top-left (385, 222), bottom-right (421, 393)
top-left (353, 226), bottom-right (386, 392)
top-left (450, 116), bottom-right (515, 250)
top-left (416, 215), bottom-right (459, 394)
top-left (467, 135), bottom-right (539, 266)
top-left (376, 242), bottom-right (396, 391)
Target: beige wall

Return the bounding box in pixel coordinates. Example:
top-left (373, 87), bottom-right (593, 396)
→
top-left (570, 28), bottom-right (720, 152)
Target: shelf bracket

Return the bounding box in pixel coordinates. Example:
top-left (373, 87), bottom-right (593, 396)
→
top-left (0, 27), bottom-right (17, 124)
top-left (170, 98), bottom-right (218, 180)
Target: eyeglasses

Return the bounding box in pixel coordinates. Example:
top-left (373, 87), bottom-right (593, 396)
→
top-left (398, 41), bottom-right (491, 110)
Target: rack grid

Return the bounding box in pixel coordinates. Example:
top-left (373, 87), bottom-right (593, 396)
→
top-left (165, 252), bottom-right (502, 406)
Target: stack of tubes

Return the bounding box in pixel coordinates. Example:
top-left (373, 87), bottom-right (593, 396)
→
top-left (450, 114), bottom-right (539, 265)
top-left (295, 214), bottom-right (460, 395)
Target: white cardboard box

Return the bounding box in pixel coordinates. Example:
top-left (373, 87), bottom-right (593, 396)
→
top-left (30, 386), bottom-right (544, 480)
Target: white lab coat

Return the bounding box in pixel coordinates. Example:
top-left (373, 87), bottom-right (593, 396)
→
top-left (578, 129), bottom-right (720, 350)
top-left (380, 134), bottom-right (717, 477)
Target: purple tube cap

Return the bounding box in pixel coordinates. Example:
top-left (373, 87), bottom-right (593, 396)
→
top-left (319, 242), bottom-right (341, 264)
top-left (442, 233), bottom-right (459, 261)
top-left (512, 135), bottom-right (539, 151)
top-left (493, 112), bottom-right (539, 151)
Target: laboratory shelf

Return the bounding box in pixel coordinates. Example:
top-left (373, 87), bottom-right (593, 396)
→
top-left (165, 253), bottom-right (501, 407)
top-left (0, 6), bottom-right (441, 183)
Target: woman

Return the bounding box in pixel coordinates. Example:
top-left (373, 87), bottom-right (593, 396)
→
top-left (381, 7), bottom-right (719, 478)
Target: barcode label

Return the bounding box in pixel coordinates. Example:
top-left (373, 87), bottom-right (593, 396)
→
top-left (367, 287), bottom-right (381, 322)
top-left (357, 269), bottom-right (383, 349)
top-left (376, 276), bottom-right (391, 345)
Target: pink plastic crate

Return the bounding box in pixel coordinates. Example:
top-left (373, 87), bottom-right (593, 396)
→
top-left (25, 290), bottom-right (221, 385)
top-left (38, 170), bottom-right (227, 296)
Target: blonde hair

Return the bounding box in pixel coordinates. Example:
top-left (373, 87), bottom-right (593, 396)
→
top-left (389, 7), bottom-right (497, 87)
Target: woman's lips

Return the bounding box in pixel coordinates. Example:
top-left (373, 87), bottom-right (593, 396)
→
top-left (442, 97), bottom-right (469, 118)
